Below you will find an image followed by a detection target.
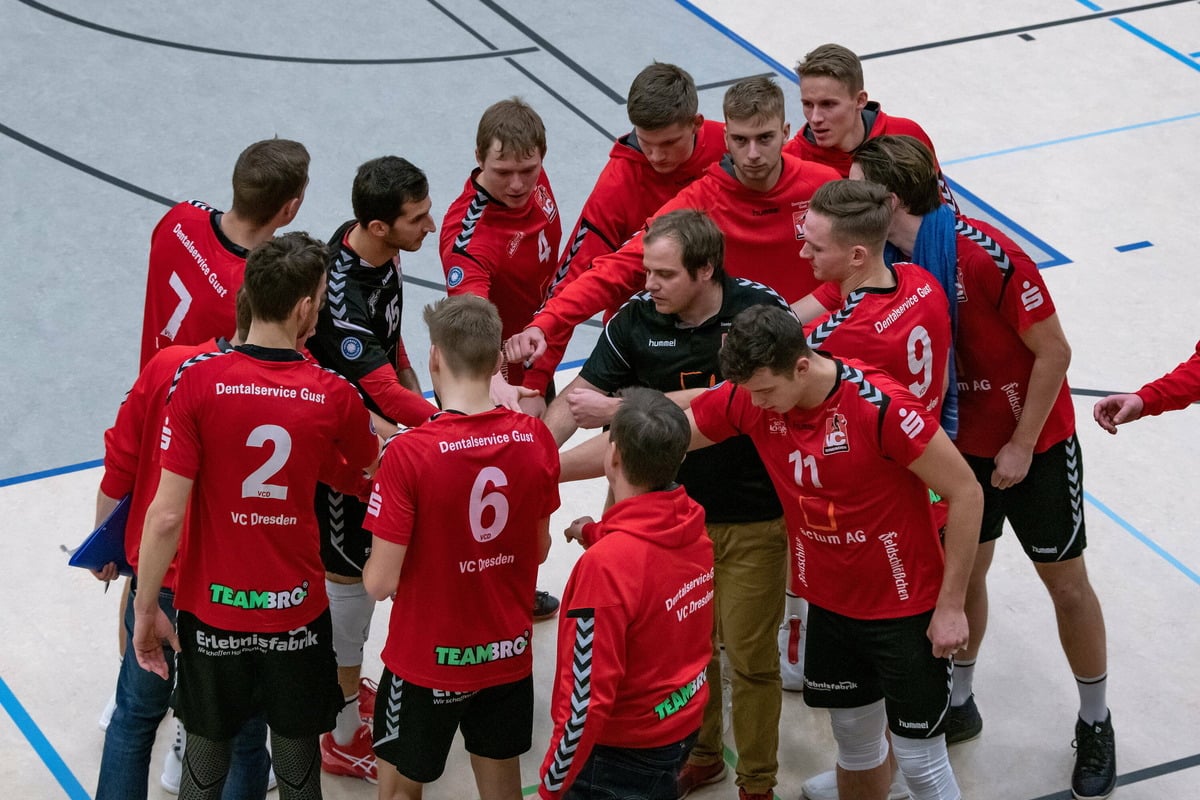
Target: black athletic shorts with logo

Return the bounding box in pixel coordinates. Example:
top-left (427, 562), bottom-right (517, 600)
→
top-left (316, 482), bottom-right (371, 577)
top-left (803, 604), bottom-right (952, 739)
top-left (174, 609), bottom-right (342, 740)
top-left (372, 670), bottom-right (533, 783)
top-left (964, 433), bottom-right (1087, 562)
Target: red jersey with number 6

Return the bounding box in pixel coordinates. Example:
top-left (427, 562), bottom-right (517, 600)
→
top-left (140, 201), bottom-right (247, 370)
top-left (690, 359), bottom-right (944, 620)
top-left (365, 408), bottom-right (561, 691)
top-left (160, 346), bottom-right (377, 632)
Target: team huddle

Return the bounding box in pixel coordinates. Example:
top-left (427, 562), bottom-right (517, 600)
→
top-left (89, 41), bottom-right (1200, 800)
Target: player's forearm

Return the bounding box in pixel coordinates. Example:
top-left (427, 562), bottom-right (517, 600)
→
top-left (94, 490), bottom-right (122, 528)
top-left (360, 365), bottom-right (437, 428)
top-left (934, 480), bottom-right (983, 612)
top-left (135, 504), bottom-right (184, 609)
top-left (543, 394), bottom-right (579, 447)
top-left (1009, 342), bottom-right (1070, 450)
top-left (560, 431), bottom-right (610, 482)
top-left (396, 366), bottom-right (422, 395)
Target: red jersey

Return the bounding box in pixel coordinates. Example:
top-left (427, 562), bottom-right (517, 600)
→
top-left (783, 103), bottom-right (937, 178)
top-left (529, 153), bottom-right (840, 356)
top-left (1136, 340), bottom-right (1200, 417)
top-left (364, 408), bottom-right (560, 691)
top-left (539, 487), bottom-right (713, 799)
top-left (806, 262), bottom-right (952, 417)
top-left (101, 339), bottom-right (226, 589)
top-left (140, 202), bottom-right (247, 370)
top-left (441, 170), bottom-right (563, 391)
top-left (160, 346), bottom-right (377, 632)
top-left (952, 217), bottom-right (1075, 457)
top-left (532, 121), bottom-right (728, 380)
top-left (691, 360), bottom-right (944, 620)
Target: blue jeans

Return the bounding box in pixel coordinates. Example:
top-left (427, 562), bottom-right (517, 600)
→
top-left (565, 731), bottom-right (697, 800)
top-left (96, 584), bottom-right (272, 800)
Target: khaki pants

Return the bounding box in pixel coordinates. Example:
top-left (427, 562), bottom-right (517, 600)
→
top-left (690, 517), bottom-right (787, 794)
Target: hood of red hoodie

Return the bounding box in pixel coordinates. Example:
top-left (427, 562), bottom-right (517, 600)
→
top-left (594, 485), bottom-right (707, 549)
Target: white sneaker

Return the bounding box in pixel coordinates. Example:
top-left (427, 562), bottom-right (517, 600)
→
top-left (801, 768), bottom-right (910, 800)
top-left (98, 692), bottom-right (117, 731)
top-left (161, 722), bottom-right (184, 794)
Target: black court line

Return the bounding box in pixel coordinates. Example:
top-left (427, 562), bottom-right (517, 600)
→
top-left (425, 0), bottom-right (617, 142)
top-left (474, 0), bottom-right (626, 105)
top-left (15, 0), bottom-right (538, 64)
top-left (859, 0), bottom-right (1195, 60)
top-left (1026, 751), bottom-right (1200, 800)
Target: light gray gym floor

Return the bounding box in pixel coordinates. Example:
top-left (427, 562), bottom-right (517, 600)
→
top-left (2, 0), bottom-right (1198, 798)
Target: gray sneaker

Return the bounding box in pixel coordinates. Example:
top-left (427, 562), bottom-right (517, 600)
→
top-left (1071, 713), bottom-right (1116, 800)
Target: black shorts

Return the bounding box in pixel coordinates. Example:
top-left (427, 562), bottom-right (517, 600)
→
top-left (965, 434), bottom-right (1087, 562)
top-left (803, 604), bottom-right (952, 739)
top-left (371, 670), bottom-right (533, 783)
top-left (174, 609), bottom-right (342, 740)
top-left (316, 483), bottom-right (371, 577)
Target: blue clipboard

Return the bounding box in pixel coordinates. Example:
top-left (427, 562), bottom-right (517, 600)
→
top-left (68, 494), bottom-right (133, 577)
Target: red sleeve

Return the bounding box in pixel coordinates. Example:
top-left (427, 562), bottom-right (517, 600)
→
top-left (689, 382), bottom-right (745, 445)
top-left (812, 282), bottom-right (841, 312)
top-left (394, 337), bottom-right (412, 372)
top-left (529, 234), bottom-right (646, 346)
top-left (362, 433), bottom-right (417, 545)
top-left (1136, 340), bottom-right (1200, 417)
top-left (358, 363), bottom-right (437, 428)
top-left (443, 251), bottom-right (495, 300)
top-left (101, 379), bottom-right (150, 498)
top-left (334, 382), bottom-right (380, 475)
top-left (538, 566), bottom-right (627, 799)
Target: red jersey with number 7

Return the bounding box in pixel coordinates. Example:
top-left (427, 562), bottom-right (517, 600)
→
top-left (160, 346), bottom-right (377, 632)
top-left (364, 408), bottom-right (561, 691)
top-left (140, 201), bottom-right (247, 370)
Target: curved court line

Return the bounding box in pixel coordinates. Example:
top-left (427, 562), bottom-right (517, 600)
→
top-left (0, 676), bottom-right (90, 800)
top-left (15, 0), bottom-right (538, 64)
top-left (940, 111), bottom-right (1200, 166)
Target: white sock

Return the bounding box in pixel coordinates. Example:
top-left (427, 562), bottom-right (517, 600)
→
top-left (950, 659), bottom-right (975, 707)
top-left (332, 693), bottom-right (361, 745)
top-left (1076, 672), bottom-right (1108, 725)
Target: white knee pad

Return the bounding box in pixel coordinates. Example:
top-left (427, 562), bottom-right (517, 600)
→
top-left (829, 700), bottom-right (889, 771)
top-left (892, 734), bottom-right (961, 800)
top-left (326, 580), bottom-right (375, 668)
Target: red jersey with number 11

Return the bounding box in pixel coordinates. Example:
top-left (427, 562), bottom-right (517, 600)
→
top-left (365, 408), bottom-right (561, 691)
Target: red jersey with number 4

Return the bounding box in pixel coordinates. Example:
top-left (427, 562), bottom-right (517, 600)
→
top-left (952, 217), bottom-right (1074, 457)
top-left (140, 201), bottom-right (247, 370)
top-left (441, 170), bottom-right (563, 390)
top-left (161, 346), bottom-right (377, 632)
top-left (690, 360), bottom-right (944, 620)
top-left (529, 153), bottom-right (841, 356)
top-left (364, 408), bottom-right (561, 691)
top-left (806, 262), bottom-right (951, 417)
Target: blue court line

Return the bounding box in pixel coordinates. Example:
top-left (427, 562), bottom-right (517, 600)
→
top-left (0, 675), bottom-right (91, 800)
top-left (943, 177), bottom-right (1072, 268)
top-left (1076, 0), bottom-right (1200, 72)
top-left (1115, 240), bottom-right (1153, 252)
top-left (672, 0), bottom-right (796, 82)
top-left (1085, 491), bottom-right (1200, 586)
top-left (940, 110), bottom-right (1200, 167)
top-left (0, 458), bottom-right (103, 488)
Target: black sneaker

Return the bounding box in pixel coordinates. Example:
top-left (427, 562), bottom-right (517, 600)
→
top-left (534, 590), bottom-right (560, 621)
top-left (944, 694), bottom-right (983, 744)
top-left (1072, 713), bottom-right (1116, 800)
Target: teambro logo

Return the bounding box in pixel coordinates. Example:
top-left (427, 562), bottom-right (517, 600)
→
top-left (341, 337), bottom-right (364, 360)
top-left (447, 266), bottom-right (465, 288)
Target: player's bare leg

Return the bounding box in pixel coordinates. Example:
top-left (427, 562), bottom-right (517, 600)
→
top-left (471, 754), bottom-right (522, 800)
top-left (377, 758), bottom-right (422, 800)
top-left (837, 762), bottom-right (890, 800)
top-left (1033, 556), bottom-right (1107, 678)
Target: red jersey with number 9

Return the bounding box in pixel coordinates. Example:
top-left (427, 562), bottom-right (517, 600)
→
top-left (160, 346), bottom-right (377, 632)
top-left (365, 408), bottom-right (561, 691)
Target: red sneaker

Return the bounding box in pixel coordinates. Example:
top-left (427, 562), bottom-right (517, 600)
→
top-left (677, 759), bottom-right (725, 798)
top-left (320, 724), bottom-right (377, 784)
top-left (358, 677), bottom-right (378, 726)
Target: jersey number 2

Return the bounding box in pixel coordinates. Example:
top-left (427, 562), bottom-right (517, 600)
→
top-left (242, 424), bottom-right (292, 500)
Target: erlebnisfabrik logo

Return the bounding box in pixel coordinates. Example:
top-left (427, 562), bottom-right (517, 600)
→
top-left (434, 630), bottom-right (530, 666)
top-left (209, 581), bottom-right (309, 610)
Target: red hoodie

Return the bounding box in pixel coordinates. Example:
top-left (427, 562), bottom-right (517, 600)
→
top-left (1136, 340), bottom-right (1200, 417)
top-left (531, 120), bottom-right (726, 388)
top-left (529, 153), bottom-right (840, 359)
top-left (539, 486), bottom-right (714, 799)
